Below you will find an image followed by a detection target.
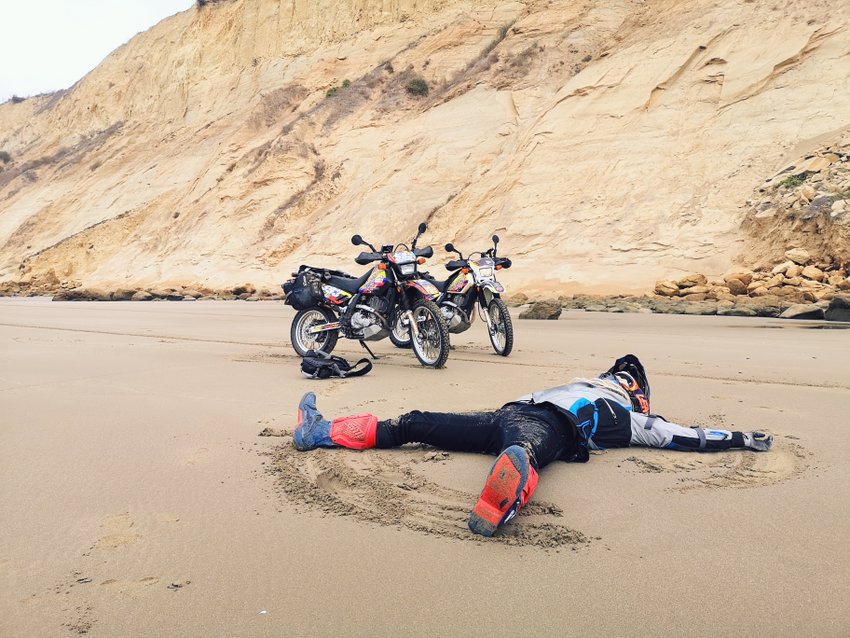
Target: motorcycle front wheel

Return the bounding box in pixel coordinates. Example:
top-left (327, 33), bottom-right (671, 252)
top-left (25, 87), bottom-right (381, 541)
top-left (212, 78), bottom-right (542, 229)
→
top-left (290, 306), bottom-right (338, 356)
top-left (486, 297), bottom-right (513, 356)
top-left (389, 310), bottom-right (412, 349)
top-left (409, 299), bottom-right (450, 368)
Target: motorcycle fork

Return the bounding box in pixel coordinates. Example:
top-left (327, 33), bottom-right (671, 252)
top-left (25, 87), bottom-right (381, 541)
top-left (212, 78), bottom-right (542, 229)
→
top-left (397, 287), bottom-right (421, 340)
top-left (477, 290), bottom-right (496, 334)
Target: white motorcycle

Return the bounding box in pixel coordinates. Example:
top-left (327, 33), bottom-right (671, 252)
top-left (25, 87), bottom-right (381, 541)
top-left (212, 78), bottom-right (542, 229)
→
top-left (391, 235), bottom-right (514, 356)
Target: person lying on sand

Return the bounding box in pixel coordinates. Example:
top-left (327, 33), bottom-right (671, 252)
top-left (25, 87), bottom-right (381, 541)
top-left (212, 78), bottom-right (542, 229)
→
top-left (292, 354), bottom-right (773, 537)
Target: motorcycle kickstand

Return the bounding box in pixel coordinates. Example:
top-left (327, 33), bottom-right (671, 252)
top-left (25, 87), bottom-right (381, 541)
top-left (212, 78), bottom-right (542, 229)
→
top-left (359, 340), bottom-right (380, 360)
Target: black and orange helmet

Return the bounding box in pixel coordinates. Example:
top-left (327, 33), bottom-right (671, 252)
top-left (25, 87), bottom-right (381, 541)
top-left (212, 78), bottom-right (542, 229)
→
top-left (607, 354), bottom-right (651, 414)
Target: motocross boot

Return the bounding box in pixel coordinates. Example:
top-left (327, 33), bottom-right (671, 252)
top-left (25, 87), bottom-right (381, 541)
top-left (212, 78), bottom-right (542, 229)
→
top-left (293, 392), bottom-right (377, 451)
top-left (468, 445), bottom-right (539, 537)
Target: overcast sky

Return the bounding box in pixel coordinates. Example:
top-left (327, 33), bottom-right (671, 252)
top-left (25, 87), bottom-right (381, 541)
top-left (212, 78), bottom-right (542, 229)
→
top-left (0, 1), bottom-right (195, 103)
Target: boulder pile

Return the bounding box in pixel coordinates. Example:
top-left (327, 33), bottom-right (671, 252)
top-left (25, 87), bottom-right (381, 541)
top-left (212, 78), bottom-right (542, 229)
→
top-left (742, 135), bottom-right (850, 269)
top-left (653, 246), bottom-right (849, 320)
top-left (513, 244), bottom-right (849, 321)
top-left (0, 278), bottom-right (283, 302)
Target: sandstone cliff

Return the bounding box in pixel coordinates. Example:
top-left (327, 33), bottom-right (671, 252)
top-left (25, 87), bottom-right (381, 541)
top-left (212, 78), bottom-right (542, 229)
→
top-left (1, 0), bottom-right (849, 296)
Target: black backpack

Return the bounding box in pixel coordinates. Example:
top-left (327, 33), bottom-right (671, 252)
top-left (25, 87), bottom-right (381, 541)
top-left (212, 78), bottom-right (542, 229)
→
top-left (300, 350), bottom-right (372, 379)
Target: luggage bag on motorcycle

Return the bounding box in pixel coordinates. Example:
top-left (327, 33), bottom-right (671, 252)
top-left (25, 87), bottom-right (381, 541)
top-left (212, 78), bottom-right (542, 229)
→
top-left (282, 266), bottom-right (324, 310)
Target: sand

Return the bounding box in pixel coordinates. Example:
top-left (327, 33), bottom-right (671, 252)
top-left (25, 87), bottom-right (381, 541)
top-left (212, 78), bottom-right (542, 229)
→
top-left (1, 298), bottom-right (849, 637)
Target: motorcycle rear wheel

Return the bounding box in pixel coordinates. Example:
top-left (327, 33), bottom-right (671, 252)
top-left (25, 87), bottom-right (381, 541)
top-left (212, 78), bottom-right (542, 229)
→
top-left (410, 299), bottom-right (450, 368)
top-left (486, 297), bottom-right (513, 357)
top-left (290, 307), bottom-right (338, 356)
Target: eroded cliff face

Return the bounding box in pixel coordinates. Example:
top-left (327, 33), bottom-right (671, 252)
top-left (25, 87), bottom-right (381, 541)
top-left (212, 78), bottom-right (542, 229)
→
top-left (1, 0), bottom-right (849, 295)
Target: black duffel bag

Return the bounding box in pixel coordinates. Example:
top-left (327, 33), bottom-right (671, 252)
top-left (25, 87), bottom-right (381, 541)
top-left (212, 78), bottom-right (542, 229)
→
top-left (282, 267), bottom-right (323, 310)
top-left (300, 350), bottom-right (372, 379)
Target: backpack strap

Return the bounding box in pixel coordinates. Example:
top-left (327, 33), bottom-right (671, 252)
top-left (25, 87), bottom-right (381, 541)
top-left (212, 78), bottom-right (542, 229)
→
top-left (338, 358), bottom-right (372, 378)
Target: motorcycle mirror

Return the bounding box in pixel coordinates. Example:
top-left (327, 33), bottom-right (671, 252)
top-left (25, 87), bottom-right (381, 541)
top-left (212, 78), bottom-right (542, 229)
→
top-left (445, 243), bottom-right (455, 253)
top-left (492, 234), bottom-right (500, 245)
top-left (418, 223), bottom-right (427, 234)
top-left (351, 234), bottom-right (363, 246)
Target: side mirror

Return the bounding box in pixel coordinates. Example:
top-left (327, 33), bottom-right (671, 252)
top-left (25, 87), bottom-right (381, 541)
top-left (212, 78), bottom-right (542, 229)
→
top-left (492, 234), bottom-right (500, 245)
top-left (418, 223), bottom-right (427, 234)
top-left (445, 243), bottom-right (455, 253)
top-left (351, 235), bottom-right (362, 246)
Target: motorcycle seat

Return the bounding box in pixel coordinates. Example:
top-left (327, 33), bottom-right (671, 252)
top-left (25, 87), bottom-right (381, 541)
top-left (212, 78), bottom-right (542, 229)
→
top-left (326, 270), bottom-right (372, 294)
top-left (421, 274), bottom-right (453, 293)
top-left (429, 278), bottom-right (448, 293)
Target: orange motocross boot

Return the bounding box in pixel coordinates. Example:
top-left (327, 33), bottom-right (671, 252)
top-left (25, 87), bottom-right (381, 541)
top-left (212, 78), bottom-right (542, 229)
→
top-left (293, 392), bottom-right (377, 451)
top-left (468, 445), bottom-right (539, 537)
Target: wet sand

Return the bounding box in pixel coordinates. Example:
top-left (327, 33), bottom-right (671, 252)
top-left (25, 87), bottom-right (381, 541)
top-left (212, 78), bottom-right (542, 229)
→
top-left (1, 298), bottom-right (849, 637)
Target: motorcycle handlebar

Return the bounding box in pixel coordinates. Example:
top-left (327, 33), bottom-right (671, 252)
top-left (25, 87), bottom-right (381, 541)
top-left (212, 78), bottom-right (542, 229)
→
top-left (414, 246), bottom-right (433, 258)
top-left (355, 251), bottom-right (383, 265)
top-left (445, 259), bottom-right (466, 271)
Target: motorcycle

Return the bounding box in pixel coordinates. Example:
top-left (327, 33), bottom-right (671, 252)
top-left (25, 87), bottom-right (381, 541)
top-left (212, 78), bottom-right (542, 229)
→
top-left (392, 234), bottom-right (514, 356)
top-left (283, 223), bottom-right (451, 368)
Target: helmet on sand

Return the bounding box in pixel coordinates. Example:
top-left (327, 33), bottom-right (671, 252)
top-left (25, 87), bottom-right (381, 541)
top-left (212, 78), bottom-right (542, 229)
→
top-left (606, 354), bottom-right (650, 414)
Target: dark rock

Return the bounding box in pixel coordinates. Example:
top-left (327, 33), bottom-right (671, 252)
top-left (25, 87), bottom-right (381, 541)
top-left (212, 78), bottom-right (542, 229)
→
top-left (83, 288), bottom-right (112, 301)
top-left (825, 294), bottom-right (850, 322)
top-left (111, 288), bottom-right (137, 301)
top-left (52, 289), bottom-right (88, 301)
top-left (779, 304), bottom-right (825, 320)
top-left (717, 305), bottom-right (758, 317)
top-left (725, 278), bottom-right (748, 295)
top-left (519, 301), bottom-right (562, 320)
top-left (807, 195), bottom-right (835, 214)
top-left (681, 301), bottom-right (717, 315)
top-left (232, 283), bottom-right (257, 296)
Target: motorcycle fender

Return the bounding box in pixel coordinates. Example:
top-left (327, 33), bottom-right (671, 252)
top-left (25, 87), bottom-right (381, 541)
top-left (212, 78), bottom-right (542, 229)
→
top-left (481, 282), bottom-right (504, 295)
top-left (405, 279), bottom-right (440, 300)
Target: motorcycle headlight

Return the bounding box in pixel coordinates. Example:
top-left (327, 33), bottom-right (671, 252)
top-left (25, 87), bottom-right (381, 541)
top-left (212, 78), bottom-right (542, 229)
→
top-left (478, 267), bottom-right (493, 277)
top-left (400, 264), bottom-right (415, 275)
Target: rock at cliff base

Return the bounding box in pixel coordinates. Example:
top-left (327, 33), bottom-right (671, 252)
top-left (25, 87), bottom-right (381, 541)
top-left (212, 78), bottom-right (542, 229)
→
top-left (824, 295), bottom-right (850, 322)
top-left (784, 248), bottom-right (812, 265)
top-left (519, 301), bottom-right (562, 320)
top-left (779, 304), bottom-right (825, 320)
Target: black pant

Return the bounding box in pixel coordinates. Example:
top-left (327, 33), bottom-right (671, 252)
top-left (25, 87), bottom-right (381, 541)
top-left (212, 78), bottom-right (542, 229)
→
top-left (375, 403), bottom-right (575, 470)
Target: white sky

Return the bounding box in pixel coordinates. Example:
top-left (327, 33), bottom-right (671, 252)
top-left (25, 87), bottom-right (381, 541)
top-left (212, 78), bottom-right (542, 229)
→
top-left (0, 1), bottom-right (195, 102)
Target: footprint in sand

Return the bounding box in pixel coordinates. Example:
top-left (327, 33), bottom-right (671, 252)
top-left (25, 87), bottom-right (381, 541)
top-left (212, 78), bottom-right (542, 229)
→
top-left (99, 576), bottom-right (162, 597)
top-left (267, 441), bottom-right (589, 550)
top-left (94, 512), bottom-right (140, 550)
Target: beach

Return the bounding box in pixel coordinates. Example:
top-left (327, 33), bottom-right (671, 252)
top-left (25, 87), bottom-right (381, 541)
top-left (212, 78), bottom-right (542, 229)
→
top-left (1, 298), bottom-right (849, 637)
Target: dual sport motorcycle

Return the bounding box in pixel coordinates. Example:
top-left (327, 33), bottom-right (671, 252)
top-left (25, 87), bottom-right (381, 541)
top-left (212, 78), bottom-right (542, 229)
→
top-left (392, 234), bottom-right (514, 356)
top-left (283, 223), bottom-right (451, 368)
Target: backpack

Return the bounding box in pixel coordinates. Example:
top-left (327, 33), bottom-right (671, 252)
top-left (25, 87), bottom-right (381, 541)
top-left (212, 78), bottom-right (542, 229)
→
top-left (300, 350), bottom-right (372, 379)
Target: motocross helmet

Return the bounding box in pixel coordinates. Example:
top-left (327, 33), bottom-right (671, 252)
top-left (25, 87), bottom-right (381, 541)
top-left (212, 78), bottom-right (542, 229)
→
top-left (606, 354), bottom-right (650, 414)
